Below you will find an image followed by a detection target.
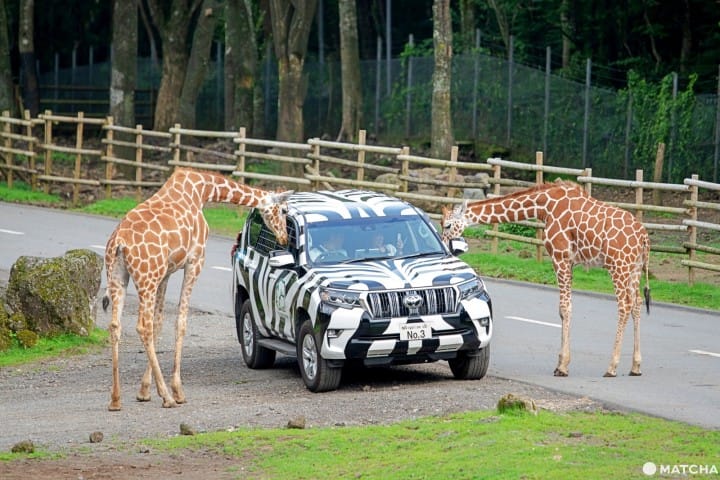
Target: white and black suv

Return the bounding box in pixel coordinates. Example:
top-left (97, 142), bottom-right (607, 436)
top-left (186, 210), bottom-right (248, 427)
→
top-left (231, 189), bottom-right (493, 392)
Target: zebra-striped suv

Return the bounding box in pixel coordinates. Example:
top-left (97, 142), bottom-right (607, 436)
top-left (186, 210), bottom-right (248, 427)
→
top-left (231, 189), bottom-right (493, 392)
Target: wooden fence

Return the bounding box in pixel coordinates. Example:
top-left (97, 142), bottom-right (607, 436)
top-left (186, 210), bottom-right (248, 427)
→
top-left (0, 110), bottom-right (718, 285)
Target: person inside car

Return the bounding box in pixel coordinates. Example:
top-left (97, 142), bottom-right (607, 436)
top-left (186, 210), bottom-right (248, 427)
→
top-left (309, 230), bottom-right (347, 261)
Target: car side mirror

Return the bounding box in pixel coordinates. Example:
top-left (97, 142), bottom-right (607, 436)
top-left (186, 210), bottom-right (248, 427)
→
top-left (269, 250), bottom-right (295, 268)
top-left (448, 238), bottom-right (469, 255)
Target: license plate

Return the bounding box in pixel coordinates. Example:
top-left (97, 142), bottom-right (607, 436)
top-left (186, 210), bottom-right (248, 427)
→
top-left (399, 322), bottom-right (431, 341)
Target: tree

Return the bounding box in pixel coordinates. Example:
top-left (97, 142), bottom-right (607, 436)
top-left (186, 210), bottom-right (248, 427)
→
top-left (110, 0), bottom-right (137, 127)
top-left (224, 0), bottom-right (258, 132)
top-left (18, 0), bottom-right (38, 115)
top-left (430, 0), bottom-right (452, 158)
top-left (269, 0), bottom-right (318, 145)
top-left (337, 0), bottom-right (362, 141)
top-left (144, 0), bottom-right (203, 130)
top-left (0, 0), bottom-right (14, 114)
top-left (178, 0), bottom-right (220, 128)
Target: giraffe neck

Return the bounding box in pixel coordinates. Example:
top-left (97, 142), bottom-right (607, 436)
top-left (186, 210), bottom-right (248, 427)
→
top-left (166, 168), bottom-right (269, 208)
top-left (464, 184), bottom-right (566, 225)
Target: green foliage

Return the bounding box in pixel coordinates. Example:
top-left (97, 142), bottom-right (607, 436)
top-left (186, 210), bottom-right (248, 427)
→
top-left (498, 222), bottom-right (536, 238)
top-left (619, 71), bottom-right (697, 182)
top-left (15, 330), bottom-right (38, 349)
top-left (80, 198), bottom-right (139, 218)
top-left (0, 182), bottom-right (61, 204)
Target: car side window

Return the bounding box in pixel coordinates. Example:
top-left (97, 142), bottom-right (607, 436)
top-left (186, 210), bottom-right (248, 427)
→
top-left (247, 211), bottom-right (279, 256)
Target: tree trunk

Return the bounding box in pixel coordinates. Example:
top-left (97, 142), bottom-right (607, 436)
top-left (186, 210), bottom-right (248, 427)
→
top-left (178, 0), bottom-right (220, 128)
top-left (679, 0), bottom-right (691, 74)
top-left (269, 0), bottom-right (317, 145)
top-left (110, 0), bottom-right (137, 127)
top-left (430, 0), bottom-right (453, 158)
top-left (18, 0), bottom-right (39, 116)
top-left (225, 0), bottom-right (257, 132)
top-left (146, 0), bottom-right (201, 131)
top-left (338, 0), bottom-right (362, 142)
top-left (560, 0), bottom-right (573, 69)
top-left (0, 0), bottom-right (15, 114)
top-left (458, 0), bottom-right (475, 53)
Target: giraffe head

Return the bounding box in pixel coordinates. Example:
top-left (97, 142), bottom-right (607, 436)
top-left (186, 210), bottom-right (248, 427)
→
top-left (440, 201), bottom-right (468, 245)
top-left (258, 190), bottom-right (293, 245)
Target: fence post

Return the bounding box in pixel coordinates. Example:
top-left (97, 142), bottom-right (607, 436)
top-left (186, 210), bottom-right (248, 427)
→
top-left (635, 169), bottom-right (644, 223)
top-left (43, 110), bottom-right (53, 194)
top-left (490, 162), bottom-right (501, 254)
top-left (2, 110), bottom-right (11, 188)
top-left (312, 140), bottom-right (321, 191)
top-left (687, 174), bottom-right (699, 286)
top-left (104, 116), bottom-right (114, 199)
top-left (399, 146), bottom-right (409, 193)
top-left (172, 123), bottom-right (181, 170)
top-left (236, 127), bottom-right (246, 184)
top-left (535, 151), bottom-right (544, 261)
top-left (357, 129), bottom-right (366, 182)
top-left (135, 124), bottom-right (144, 202)
top-left (25, 110), bottom-right (36, 190)
top-left (581, 168), bottom-right (592, 196)
top-left (447, 146), bottom-right (458, 198)
top-left (405, 34), bottom-right (414, 140)
top-left (72, 112), bottom-right (85, 206)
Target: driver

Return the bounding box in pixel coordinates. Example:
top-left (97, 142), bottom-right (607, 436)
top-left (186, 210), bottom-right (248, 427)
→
top-left (309, 230), bottom-right (347, 261)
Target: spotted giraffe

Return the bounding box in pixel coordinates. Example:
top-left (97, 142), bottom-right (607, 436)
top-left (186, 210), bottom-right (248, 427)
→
top-left (102, 168), bottom-right (292, 410)
top-left (441, 181), bottom-right (650, 377)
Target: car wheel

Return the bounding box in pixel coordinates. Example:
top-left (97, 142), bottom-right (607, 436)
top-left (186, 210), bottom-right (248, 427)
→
top-left (238, 299), bottom-right (276, 369)
top-left (449, 345), bottom-right (490, 380)
top-left (297, 320), bottom-right (342, 392)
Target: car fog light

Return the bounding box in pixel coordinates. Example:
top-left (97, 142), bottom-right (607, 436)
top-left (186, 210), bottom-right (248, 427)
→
top-left (327, 329), bottom-right (342, 339)
top-left (479, 317), bottom-right (490, 328)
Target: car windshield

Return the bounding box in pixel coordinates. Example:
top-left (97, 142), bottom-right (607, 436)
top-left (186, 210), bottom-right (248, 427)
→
top-left (306, 215), bottom-right (446, 264)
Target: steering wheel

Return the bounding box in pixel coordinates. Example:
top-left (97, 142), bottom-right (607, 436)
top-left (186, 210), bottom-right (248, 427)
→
top-left (316, 251), bottom-right (348, 262)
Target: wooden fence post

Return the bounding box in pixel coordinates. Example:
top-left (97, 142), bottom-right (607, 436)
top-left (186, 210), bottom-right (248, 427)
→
top-left (399, 146), bottom-right (410, 193)
top-left (104, 116), bottom-right (114, 199)
top-left (43, 110), bottom-right (53, 194)
top-left (25, 110), bottom-right (37, 190)
top-left (236, 127), bottom-right (246, 184)
top-left (635, 169), bottom-right (644, 223)
top-left (135, 124), bottom-right (144, 202)
top-left (312, 140), bottom-right (321, 190)
top-left (652, 142), bottom-right (665, 205)
top-left (2, 110), bottom-right (11, 188)
top-left (535, 151), bottom-right (544, 261)
top-left (491, 162), bottom-right (501, 254)
top-left (172, 123), bottom-right (181, 170)
top-left (687, 174), bottom-right (699, 286)
top-left (447, 146), bottom-right (458, 198)
top-left (357, 129), bottom-right (366, 182)
top-left (72, 111), bottom-right (84, 206)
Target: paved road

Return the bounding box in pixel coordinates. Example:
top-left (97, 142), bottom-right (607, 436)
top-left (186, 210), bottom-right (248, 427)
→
top-left (1, 201), bottom-right (719, 429)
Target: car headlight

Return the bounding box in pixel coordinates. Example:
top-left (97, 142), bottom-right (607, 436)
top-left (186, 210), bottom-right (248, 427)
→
top-left (458, 278), bottom-right (485, 300)
top-left (319, 287), bottom-right (362, 309)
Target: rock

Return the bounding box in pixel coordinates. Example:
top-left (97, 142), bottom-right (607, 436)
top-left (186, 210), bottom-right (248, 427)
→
top-left (180, 423), bottom-right (197, 435)
top-left (89, 431), bottom-right (104, 443)
top-left (497, 393), bottom-right (538, 415)
top-left (286, 416), bottom-right (306, 429)
top-left (5, 249), bottom-right (103, 337)
top-left (11, 440), bottom-right (34, 453)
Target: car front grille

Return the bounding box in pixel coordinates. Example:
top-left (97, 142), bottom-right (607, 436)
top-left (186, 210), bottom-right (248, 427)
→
top-left (366, 287), bottom-right (457, 318)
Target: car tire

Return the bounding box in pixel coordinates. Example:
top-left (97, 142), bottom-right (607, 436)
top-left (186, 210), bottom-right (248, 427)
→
top-left (449, 346), bottom-right (490, 380)
top-left (297, 320), bottom-right (342, 392)
top-left (238, 299), bottom-right (276, 369)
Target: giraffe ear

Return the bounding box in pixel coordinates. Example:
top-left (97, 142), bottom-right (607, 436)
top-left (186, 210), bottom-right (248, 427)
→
top-left (271, 190), bottom-right (294, 203)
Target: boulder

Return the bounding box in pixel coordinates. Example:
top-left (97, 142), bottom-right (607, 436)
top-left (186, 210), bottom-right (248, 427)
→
top-left (5, 249), bottom-right (103, 337)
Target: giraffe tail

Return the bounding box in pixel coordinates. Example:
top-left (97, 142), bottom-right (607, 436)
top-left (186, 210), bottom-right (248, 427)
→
top-left (102, 240), bottom-right (124, 313)
top-left (643, 250), bottom-right (651, 314)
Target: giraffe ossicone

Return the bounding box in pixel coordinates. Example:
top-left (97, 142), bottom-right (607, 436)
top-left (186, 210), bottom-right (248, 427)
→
top-left (102, 168), bottom-right (291, 410)
top-left (441, 181), bottom-right (650, 378)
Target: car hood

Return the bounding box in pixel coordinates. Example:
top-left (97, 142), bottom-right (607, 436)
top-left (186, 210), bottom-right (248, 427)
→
top-left (307, 254), bottom-right (478, 290)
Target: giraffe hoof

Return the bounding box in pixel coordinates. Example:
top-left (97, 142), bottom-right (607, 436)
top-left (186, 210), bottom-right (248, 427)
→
top-left (553, 368), bottom-right (568, 377)
top-left (629, 370), bottom-right (642, 377)
top-left (162, 398), bottom-right (179, 408)
top-left (603, 371), bottom-right (617, 378)
top-left (108, 403), bottom-right (122, 412)
top-left (136, 394), bottom-right (151, 402)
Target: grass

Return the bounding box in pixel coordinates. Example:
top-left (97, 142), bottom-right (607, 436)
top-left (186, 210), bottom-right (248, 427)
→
top-left (136, 410), bottom-right (720, 479)
top-left (0, 328), bottom-right (107, 368)
top-left (0, 181), bottom-right (62, 205)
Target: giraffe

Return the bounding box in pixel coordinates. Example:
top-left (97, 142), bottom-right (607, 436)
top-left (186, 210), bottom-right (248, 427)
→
top-left (102, 168), bottom-right (292, 410)
top-left (441, 181), bottom-right (650, 378)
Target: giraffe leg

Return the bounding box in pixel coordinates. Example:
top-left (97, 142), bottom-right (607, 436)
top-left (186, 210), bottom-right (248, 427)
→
top-left (107, 280), bottom-right (126, 411)
top-left (137, 277), bottom-right (169, 402)
top-left (170, 261), bottom-right (203, 404)
top-left (553, 262), bottom-right (573, 377)
top-left (136, 292), bottom-right (177, 408)
top-left (629, 284), bottom-right (643, 376)
top-left (604, 285), bottom-right (632, 378)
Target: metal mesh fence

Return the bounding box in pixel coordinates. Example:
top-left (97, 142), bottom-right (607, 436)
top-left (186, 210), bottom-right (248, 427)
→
top-left (38, 48), bottom-right (720, 182)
